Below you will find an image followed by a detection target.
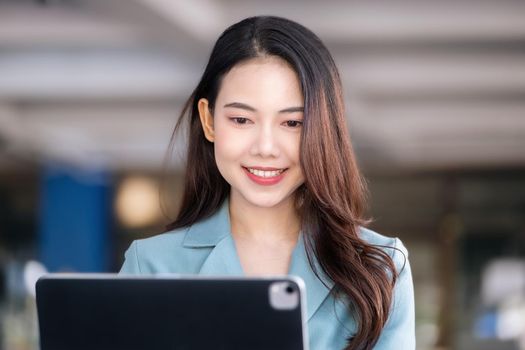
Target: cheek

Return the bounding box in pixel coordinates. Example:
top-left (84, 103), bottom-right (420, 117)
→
top-left (283, 134), bottom-right (301, 163)
top-left (213, 127), bottom-right (247, 162)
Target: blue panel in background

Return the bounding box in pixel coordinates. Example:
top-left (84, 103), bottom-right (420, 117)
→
top-left (39, 166), bottom-right (112, 272)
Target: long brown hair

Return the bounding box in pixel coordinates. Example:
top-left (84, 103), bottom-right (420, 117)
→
top-left (164, 16), bottom-right (397, 350)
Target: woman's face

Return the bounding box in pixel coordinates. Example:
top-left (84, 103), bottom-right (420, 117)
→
top-left (199, 56), bottom-right (305, 209)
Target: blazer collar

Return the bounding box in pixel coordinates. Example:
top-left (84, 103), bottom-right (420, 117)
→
top-left (182, 198), bottom-right (335, 320)
top-left (182, 198), bottom-right (232, 248)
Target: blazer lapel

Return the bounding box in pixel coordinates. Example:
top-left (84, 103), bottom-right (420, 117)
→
top-left (288, 232), bottom-right (335, 321)
top-left (198, 235), bottom-right (245, 275)
top-left (182, 198), bottom-right (244, 276)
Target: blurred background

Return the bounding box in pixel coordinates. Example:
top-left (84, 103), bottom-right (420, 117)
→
top-left (0, 0), bottom-right (524, 349)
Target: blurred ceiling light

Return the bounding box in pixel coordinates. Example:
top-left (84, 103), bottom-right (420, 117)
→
top-left (115, 176), bottom-right (161, 228)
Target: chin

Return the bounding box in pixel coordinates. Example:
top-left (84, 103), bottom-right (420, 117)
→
top-left (241, 191), bottom-right (293, 209)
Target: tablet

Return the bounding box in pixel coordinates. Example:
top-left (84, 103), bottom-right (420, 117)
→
top-left (36, 274), bottom-right (308, 350)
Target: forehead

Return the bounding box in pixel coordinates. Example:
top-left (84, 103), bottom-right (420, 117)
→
top-left (216, 56), bottom-right (303, 105)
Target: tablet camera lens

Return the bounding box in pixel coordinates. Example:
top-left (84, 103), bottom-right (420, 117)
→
top-left (269, 281), bottom-right (299, 310)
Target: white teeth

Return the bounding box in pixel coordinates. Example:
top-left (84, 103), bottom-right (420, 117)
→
top-left (247, 168), bottom-right (284, 178)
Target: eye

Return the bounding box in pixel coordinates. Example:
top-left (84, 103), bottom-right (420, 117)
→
top-left (283, 120), bottom-right (303, 128)
top-left (230, 117), bottom-right (250, 125)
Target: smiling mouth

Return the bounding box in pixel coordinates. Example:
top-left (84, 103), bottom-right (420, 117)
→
top-left (242, 167), bottom-right (287, 178)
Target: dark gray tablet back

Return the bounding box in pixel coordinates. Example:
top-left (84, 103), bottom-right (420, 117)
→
top-left (36, 275), bottom-right (307, 350)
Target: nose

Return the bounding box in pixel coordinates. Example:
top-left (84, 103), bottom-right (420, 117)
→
top-left (250, 124), bottom-right (280, 158)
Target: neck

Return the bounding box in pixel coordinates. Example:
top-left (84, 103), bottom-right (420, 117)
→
top-left (228, 191), bottom-right (301, 245)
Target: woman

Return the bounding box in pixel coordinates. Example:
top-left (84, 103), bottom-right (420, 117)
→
top-left (120, 16), bottom-right (415, 350)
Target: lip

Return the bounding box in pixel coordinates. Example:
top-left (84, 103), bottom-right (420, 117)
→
top-left (242, 166), bottom-right (287, 186)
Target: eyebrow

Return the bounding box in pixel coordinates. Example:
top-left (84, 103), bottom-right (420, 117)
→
top-left (223, 102), bottom-right (304, 114)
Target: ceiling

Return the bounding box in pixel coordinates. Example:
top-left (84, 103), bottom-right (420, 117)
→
top-left (0, 0), bottom-right (524, 172)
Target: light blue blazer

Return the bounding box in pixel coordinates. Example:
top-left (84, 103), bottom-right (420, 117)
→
top-left (119, 199), bottom-right (415, 349)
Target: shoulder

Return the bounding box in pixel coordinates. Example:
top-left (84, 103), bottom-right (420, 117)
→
top-left (358, 226), bottom-right (409, 272)
top-left (358, 227), bottom-right (415, 348)
top-left (119, 227), bottom-right (209, 275)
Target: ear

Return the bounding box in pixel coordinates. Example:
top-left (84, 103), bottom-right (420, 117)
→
top-left (198, 98), bottom-right (215, 142)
